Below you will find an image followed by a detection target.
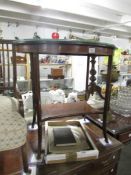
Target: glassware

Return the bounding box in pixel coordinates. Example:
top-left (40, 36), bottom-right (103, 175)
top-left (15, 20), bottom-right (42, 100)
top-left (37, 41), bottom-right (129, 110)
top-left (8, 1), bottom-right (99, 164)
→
top-left (110, 87), bottom-right (131, 117)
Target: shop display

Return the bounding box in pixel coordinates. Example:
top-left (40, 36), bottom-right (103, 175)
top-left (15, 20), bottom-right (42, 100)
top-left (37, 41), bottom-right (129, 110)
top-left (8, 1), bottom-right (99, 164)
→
top-left (39, 55), bottom-right (73, 91)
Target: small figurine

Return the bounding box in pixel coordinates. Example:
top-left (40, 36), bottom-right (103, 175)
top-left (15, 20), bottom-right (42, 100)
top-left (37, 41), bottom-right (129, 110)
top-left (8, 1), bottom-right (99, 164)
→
top-left (15, 36), bottom-right (19, 40)
top-left (51, 32), bottom-right (59, 39)
top-left (33, 32), bottom-right (41, 39)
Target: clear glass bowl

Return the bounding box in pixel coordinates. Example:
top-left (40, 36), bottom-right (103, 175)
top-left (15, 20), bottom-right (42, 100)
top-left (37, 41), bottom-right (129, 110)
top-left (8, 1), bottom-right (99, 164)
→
top-left (110, 99), bottom-right (131, 117)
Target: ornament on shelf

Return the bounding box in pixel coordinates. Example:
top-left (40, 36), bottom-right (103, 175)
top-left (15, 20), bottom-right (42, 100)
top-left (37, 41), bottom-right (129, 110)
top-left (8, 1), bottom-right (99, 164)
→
top-left (14, 36), bottom-right (19, 40)
top-left (33, 32), bottom-right (41, 39)
top-left (51, 28), bottom-right (59, 39)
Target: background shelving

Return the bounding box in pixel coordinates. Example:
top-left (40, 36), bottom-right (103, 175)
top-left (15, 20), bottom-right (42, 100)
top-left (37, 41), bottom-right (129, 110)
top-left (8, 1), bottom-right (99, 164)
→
top-left (38, 55), bottom-right (73, 91)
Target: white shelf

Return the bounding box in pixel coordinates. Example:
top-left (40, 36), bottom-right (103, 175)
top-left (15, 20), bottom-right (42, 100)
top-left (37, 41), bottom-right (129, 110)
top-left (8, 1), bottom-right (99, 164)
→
top-left (17, 79), bottom-right (29, 82)
top-left (11, 64), bottom-right (27, 66)
top-left (120, 73), bottom-right (131, 76)
top-left (40, 77), bottom-right (73, 81)
top-left (39, 63), bottom-right (71, 66)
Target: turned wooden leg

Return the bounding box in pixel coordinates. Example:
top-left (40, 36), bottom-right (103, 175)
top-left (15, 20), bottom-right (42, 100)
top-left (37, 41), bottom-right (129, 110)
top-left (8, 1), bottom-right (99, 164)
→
top-left (21, 143), bottom-right (31, 173)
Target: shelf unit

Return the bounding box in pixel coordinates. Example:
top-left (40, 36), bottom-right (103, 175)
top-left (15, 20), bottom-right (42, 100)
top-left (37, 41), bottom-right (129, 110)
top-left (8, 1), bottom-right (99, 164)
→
top-left (0, 39), bottom-right (14, 93)
top-left (38, 56), bottom-right (73, 91)
top-left (120, 54), bottom-right (131, 73)
top-left (0, 39), bottom-right (30, 93)
top-left (119, 54), bottom-right (131, 85)
top-left (39, 63), bottom-right (72, 78)
top-left (19, 54), bottom-right (74, 91)
top-left (15, 54), bottom-right (31, 92)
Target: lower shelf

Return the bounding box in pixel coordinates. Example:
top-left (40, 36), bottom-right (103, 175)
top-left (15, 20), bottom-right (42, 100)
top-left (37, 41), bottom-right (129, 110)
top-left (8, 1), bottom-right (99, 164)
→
top-left (40, 120), bottom-right (122, 175)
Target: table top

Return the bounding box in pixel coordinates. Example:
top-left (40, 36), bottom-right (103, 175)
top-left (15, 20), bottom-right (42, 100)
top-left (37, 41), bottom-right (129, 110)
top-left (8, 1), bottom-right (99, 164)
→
top-left (14, 39), bottom-right (116, 56)
top-left (86, 113), bottom-right (131, 135)
top-left (13, 39), bottom-right (116, 48)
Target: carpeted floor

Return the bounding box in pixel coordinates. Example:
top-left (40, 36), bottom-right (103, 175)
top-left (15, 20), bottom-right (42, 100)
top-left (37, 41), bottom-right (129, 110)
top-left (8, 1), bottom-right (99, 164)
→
top-left (117, 142), bottom-right (131, 175)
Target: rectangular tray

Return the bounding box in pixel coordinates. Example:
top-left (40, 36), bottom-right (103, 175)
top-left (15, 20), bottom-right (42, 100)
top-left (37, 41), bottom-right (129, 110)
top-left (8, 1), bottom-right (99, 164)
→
top-left (44, 119), bottom-right (99, 164)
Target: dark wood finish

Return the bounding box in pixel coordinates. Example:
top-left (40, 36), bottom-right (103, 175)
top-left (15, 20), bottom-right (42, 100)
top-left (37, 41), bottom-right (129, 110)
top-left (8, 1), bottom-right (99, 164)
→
top-left (12, 43), bottom-right (17, 94)
top-left (85, 55), bottom-right (90, 100)
top-left (0, 122), bottom-right (122, 175)
top-left (6, 43), bottom-right (10, 88)
top-left (37, 121), bottom-right (122, 175)
top-left (86, 55), bottom-right (105, 100)
top-left (86, 113), bottom-right (131, 143)
top-left (29, 52), bottom-right (42, 158)
top-left (0, 148), bottom-right (22, 175)
top-left (21, 143), bottom-right (31, 174)
top-left (30, 53), bottom-right (37, 128)
top-left (13, 39), bottom-right (116, 158)
top-left (15, 39), bottom-right (115, 56)
top-left (0, 39), bottom-right (15, 93)
top-left (1, 43), bottom-right (5, 91)
top-left (0, 52), bottom-right (2, 79)
top-left (41, 101), bottom-right (102, 121)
